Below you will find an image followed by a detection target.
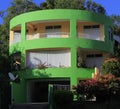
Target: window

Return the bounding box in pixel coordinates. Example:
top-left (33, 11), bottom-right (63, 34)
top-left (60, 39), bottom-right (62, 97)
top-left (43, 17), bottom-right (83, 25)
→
top-left (10, 24), bottom-right (21, 44)
top-left (84, 25), bottom-right (99, 29)
top-left (109, 27), bottom-right (113, 41)
top-left (26, 49), bottom-right (71, 68)
top-left (45, 25), bottom-right (61, 38)
top-left (85, 54), bottom-right (103, 68)
top-left (84, 25), bottom-right (100, 40)
top-left (13, 30), bottom-right (21, 43)
top-left (45, 25), bottom-right (61, 29)
top-left (86, 54), bottom-right (102, 57)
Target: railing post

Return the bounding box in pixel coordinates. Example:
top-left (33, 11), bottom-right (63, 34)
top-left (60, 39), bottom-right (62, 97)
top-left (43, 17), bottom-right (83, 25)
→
top-left (48, 84), bottom-right (53, 109)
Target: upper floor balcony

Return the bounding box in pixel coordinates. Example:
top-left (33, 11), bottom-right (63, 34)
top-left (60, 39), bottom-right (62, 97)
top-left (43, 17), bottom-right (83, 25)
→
top-left (9, 20), bottom-right (106, 45)
top-left (26, 32), bottom-right (70, 39)
top-left (77, 21), bottom-right (104, 41)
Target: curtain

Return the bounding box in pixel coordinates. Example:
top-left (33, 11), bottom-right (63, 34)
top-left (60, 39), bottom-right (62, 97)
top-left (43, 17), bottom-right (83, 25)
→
top-left (84, 28), bottom-right (100, 40)
top-left (14, 32), bottom-right (21, 43)
top-left (26, 50), bottom-right (71, 68)
top-left (46, 28), bottom-right (61, 38)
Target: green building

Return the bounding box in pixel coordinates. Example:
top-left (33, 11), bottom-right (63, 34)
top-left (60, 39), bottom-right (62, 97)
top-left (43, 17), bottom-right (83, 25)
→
top-left (9, 9), bottom-right (114, 104)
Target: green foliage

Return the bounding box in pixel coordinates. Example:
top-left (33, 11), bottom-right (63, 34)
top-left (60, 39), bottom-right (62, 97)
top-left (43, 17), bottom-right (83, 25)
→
top-left (4, 0), bottom-right (40, 25)
top-left (86, 0), bottom-right (106, 14)
top-left (40, 0), bottom-right (106, 15)
top-left (46, 0), bottom-right (55, 9)
top-left (0, 2), bottom-right (40, 107)
top-left (0, 0), bottom-right (40, 72)
top-left (0, 25), bottom-right (9, 57)
top-left (54, 0), bottom-right (86, 10)
top-left (52, 90), bottom-right (73, 109)
top-left (110, 15), bottom-right (120, 36)
top-left (73, 74), bottom-right (120, 102)
top-left (102, 60), bottom-right (120, 77)
top-left (114, 46), bottom-right (120, 59)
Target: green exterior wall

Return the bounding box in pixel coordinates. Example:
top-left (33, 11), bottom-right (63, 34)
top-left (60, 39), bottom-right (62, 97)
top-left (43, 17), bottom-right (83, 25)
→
top-left (9, 9), bottom-right (114, 103)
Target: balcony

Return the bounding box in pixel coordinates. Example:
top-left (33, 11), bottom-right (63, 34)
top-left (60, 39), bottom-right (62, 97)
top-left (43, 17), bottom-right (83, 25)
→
top-left (77, 21), bottom-right (104, 41)
top-left (10, 32), bottom-right (21, 44)
top-left (77, 48), bottom-right (106, 69)
top-left (26, 32), bottom-right (70, 40)
top-left (77, 33), bottom-right (101, 41)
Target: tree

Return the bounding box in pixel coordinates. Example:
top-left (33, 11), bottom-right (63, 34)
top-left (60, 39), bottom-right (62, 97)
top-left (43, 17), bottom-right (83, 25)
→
top-left (111, 15), bottom-right (120, 36)
top-left (39, 2), bottom-right (47, 9)
top-left (0, 0), bottom-right (40, 58)
top-left (3, 0), bottom-right (40, 25)
top-left (102, 57), bottom-right (120, 77)
top-left (114, 46), bottom-right (120, 60)
top-left (0, 1), bottom-right (40, 108)
top-left (0, 0), bottom-right (41, 80)
top-left (54, 0), bottom-right (86, 10)
top-left (39, 0), bottom-right (106, 15)
top-left (0, 25), bottom-right (9, 57)
top-left (85, 0), bottom-right (106, 14)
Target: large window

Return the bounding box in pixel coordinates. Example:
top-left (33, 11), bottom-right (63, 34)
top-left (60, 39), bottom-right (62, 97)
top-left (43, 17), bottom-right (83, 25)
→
top-left (26, 49), bottom-right (71, 68)
top-left (85, 54), bottom-right (103, 68)
top-left (13, 30), bottom-right (21, 43)
top-left (45, 25), bottom-right (61, 38)
top-left (84, 25), bottom-right (100, 40)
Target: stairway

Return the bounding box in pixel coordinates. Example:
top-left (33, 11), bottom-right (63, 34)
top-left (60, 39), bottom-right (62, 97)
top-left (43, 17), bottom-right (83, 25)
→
top-left (11, 102), bottom-right (49, 109)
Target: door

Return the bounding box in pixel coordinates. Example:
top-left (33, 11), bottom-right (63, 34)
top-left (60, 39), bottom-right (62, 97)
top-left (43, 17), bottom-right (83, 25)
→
top-left (27, 79), bottom-right (70, 103)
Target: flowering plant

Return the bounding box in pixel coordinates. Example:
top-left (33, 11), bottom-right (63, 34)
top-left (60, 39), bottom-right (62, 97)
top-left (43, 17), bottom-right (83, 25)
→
top-left (73, 74), bottom-right (120, 101)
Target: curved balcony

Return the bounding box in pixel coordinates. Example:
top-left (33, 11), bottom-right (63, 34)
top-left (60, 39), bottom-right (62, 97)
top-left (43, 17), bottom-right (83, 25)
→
top-left (77, 33), bottom-right (104, 41)
top-left (26, 32), bottom-right (70, 40)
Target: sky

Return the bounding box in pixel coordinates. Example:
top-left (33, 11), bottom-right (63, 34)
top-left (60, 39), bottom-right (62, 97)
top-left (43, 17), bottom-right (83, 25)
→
top-left (0, 0), bottom-right (120, 24)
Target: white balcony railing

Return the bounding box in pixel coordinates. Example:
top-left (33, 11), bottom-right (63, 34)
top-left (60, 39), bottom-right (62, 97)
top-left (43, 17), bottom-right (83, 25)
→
top-left (26, 32), bottom-right (70, 40)
top-left (77, 33), bottom-right (101, 41)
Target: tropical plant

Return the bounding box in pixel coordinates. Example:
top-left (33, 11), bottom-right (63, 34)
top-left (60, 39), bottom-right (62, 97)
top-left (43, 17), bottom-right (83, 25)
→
top-left (111, 15), bottom-right (120, 36)
top-left (73, 74), bottom-right (120, 102)
top-left (102, 57), bottom-right (120, 77)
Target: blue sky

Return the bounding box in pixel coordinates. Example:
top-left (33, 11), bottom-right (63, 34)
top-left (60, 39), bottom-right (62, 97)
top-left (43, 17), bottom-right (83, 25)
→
top-left (0, 0), bottom-right (120, 24)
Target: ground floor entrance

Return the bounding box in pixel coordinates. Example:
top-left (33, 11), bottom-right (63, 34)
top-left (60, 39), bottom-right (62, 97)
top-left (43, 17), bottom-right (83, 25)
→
top-left (27, 78), bottom-right (70, 103)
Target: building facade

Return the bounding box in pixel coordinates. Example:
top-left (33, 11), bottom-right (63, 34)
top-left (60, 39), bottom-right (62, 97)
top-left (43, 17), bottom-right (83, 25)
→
top-left (9, 9), bottom-right (114, 104)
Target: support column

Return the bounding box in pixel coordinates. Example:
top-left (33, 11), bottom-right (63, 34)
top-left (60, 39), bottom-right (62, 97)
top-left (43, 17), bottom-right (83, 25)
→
top-left (71, 47), bottom-right (77, 68)
top-left (70, 19), bottom-right (77, 39)
top-left (70, 19), bottom-right (77, 68)
top-left (21, 22), bottom-right (26, 42)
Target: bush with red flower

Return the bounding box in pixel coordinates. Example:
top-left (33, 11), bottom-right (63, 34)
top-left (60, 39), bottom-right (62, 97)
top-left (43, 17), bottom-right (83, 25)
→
top-left (73, 74), bottom-right (120, 102)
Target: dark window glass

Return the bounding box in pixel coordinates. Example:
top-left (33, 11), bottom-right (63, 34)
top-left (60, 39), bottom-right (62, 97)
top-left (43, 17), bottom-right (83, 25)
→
top-left (84, 25), bottom-right (99, 29)
top-left (86, 54), bottom-right (102, 57)
top-left (54, 25), bottom-right (61, 29)
top-left (46, 26), bottom-right (53, 29)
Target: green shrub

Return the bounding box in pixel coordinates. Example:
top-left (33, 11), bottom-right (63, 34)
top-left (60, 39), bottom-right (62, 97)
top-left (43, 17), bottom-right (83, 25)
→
top-left (73, 74), bottom-right (120, 102)
top-left (102, 60), bottom-right (120, 77)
